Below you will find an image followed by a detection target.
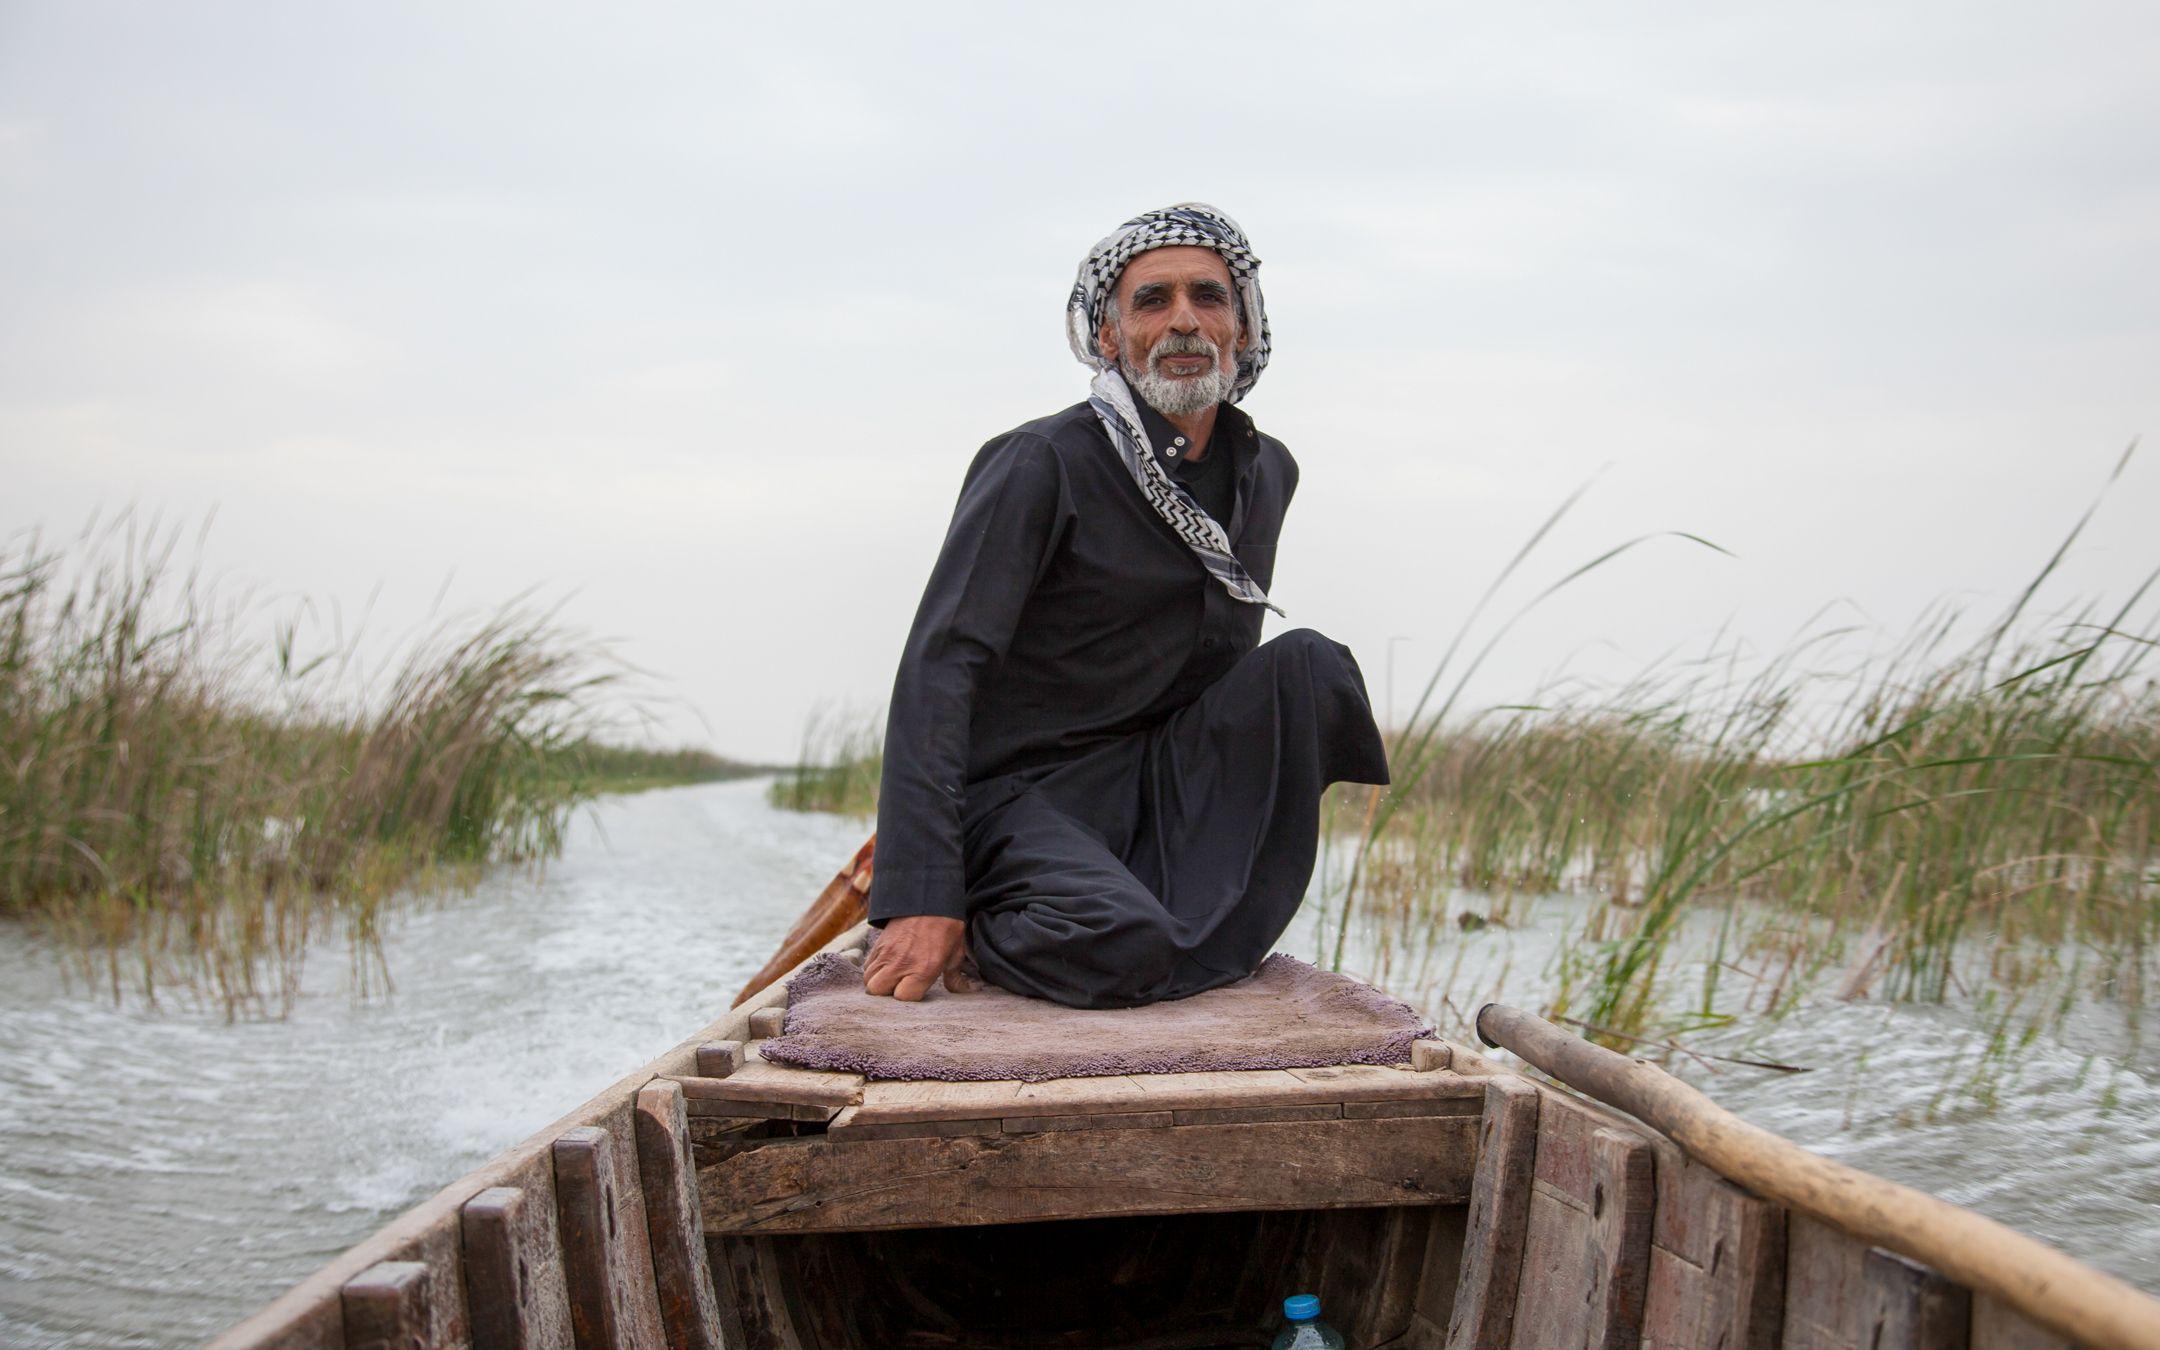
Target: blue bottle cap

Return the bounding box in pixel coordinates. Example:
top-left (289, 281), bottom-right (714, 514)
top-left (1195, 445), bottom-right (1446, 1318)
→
top-left (1284, 1294), bottom-right (1321, 1321)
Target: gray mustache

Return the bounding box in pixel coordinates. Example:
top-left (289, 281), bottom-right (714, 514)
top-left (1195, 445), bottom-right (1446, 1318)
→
top-left (1150, 333), bottom-right (1219, 361)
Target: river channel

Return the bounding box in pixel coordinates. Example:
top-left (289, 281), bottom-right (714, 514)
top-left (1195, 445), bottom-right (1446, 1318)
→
top-left (2, 778), bottom-right (2155, 1346)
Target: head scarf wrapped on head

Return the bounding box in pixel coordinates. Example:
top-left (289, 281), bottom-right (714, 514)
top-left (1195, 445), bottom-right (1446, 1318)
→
top-left (1065, 203), bottom-right (1282, 615)
top-left (1065, 202), bottom-right (1272, 403)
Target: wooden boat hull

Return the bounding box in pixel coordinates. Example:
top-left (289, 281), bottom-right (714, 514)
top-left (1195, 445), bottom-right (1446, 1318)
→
top-left (213, 920), bottom-right (2151, 1350)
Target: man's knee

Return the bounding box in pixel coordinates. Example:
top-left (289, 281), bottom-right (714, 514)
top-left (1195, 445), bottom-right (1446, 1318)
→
top-left (970, 894), bottom-right (1181, 1009)
top-left (1260, 627), bottom-right (1358, 679)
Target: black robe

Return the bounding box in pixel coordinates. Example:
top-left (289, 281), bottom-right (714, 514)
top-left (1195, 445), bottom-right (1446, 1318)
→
top-left (868, 396), bottom-right (1389, 1008)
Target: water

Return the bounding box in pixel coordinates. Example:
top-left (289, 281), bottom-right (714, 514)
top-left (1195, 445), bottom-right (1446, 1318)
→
top-left (2, 781), bottom-right (2155, 1346)
top-left (0, 779), bottom-right (864, 1348)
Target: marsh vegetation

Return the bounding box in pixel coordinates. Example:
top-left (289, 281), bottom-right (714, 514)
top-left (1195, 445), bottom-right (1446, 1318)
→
top-left (1319, 471), bottom-right (2157, 1100)
top-left (0, 524), bottom-right (755, 1014)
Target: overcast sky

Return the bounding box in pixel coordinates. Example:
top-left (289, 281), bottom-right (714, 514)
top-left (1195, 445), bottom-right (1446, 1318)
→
top-left (4, 3), bottom-right (2156, 760)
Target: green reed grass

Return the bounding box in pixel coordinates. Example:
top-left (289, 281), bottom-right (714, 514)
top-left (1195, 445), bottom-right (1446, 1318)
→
top-left (0, 523), bottom-right (712, 1014)
top-left (768, 702), bottom-right (884, 817)
top-left (1335, 452), bottom-right (2158, 1058)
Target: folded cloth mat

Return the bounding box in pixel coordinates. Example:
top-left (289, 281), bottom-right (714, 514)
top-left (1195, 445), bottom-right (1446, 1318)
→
top-left (758, 951), bottom-right (1433, 1082)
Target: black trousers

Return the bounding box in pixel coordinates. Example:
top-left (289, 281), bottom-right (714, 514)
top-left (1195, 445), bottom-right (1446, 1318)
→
top-left (958, 629), bottom-right (1391, 1009)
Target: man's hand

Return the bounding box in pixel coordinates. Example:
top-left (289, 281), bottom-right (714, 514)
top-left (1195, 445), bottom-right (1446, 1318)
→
top-left (862, 915), bottom-right (974, 1001)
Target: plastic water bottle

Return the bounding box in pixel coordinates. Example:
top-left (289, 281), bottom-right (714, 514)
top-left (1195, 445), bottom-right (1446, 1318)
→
top-left (1271, 1294), bottom-right (1345, 1349)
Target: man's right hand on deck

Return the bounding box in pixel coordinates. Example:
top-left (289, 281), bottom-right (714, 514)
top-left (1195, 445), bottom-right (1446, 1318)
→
top-left (862, 915), bottom-right (974, 1001)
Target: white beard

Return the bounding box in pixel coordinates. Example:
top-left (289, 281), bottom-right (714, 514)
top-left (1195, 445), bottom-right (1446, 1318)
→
top-left (1121, 332), bottom-right (1233, 417)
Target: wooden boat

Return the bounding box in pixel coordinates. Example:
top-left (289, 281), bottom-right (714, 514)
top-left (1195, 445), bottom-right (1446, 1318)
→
top-left (215, 843), bottom-right (2160, 1350)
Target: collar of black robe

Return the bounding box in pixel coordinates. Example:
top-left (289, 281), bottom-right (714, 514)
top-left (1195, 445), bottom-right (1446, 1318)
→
top-left (1129, 385), bottom-right (1261, 534)
top-left (1130, 386), bottom-right (1231, 465)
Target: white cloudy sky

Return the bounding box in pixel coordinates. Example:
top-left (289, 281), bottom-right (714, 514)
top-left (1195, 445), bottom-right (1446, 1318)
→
top-left (4, 3), bottom-right (2156, 760)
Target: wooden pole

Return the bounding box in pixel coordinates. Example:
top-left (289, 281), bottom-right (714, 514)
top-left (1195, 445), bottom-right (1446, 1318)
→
top-left (1474, 1003), bottom-right (2160, 1350)
top-left (731, 835), bottom-right (874, 1006)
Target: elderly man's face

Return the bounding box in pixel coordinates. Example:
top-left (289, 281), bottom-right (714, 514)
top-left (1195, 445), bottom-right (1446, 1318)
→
top-left (1097, 246), bottom-right (1244, 417)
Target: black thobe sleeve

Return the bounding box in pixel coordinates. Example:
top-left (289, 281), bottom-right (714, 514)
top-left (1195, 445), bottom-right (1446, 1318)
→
top-left (869, 432), bottom-right (1068, 925)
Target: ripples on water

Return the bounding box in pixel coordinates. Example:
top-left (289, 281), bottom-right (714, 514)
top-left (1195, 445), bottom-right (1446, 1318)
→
top-left (0, 779), bottom-right (864, 1348)
top-left (1, 780), bottom-right (2154, 1346)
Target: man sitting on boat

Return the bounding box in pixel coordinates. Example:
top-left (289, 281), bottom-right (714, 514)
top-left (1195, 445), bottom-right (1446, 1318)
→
top-left (862, 203), bottom-right (1390, 1009)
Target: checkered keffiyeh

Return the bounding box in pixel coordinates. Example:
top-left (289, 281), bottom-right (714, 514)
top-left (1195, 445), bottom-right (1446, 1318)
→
top-left (1066, 203), bottom-right (1281, 616)
top-left (1065, 202), bottom-right (1271, 403)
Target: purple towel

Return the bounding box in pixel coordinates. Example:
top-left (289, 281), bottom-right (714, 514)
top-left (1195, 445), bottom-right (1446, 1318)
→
top-left (759, 952), bottom-right (1432, 1082)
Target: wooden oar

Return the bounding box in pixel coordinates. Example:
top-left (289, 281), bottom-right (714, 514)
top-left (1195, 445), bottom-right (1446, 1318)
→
top-left (732, 835), bottom-right (875, 1007)
top-left (1476, 1002), bottom-right (2160, 1350)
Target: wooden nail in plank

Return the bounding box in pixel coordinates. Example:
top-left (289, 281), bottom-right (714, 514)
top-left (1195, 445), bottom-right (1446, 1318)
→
top-left (1413, 1039), bottom-right (1453, 1071)
top-left (1445, 1075), bottom-right (1540, 1350)
top-left (341, 1260), bottom-right (430, 1350)
top-left (693, 1042), bottom-right (744, 1079)
top-left (635, 1080), bottom-right (726, 1350)
top-left (747, 1007), bottom-right (785, 1039)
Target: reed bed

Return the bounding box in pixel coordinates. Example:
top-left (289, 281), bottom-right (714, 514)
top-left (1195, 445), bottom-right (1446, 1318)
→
top-left (0, 525), bottom-right (707, 1014)
top-left (1332, 466), bottom-right (2159, 1061)
top-left (768, 702), bottom-right (884, 817)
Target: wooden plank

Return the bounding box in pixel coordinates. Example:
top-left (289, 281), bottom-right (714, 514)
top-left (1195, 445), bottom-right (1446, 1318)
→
top-left (460, 1179), bottom-right (574, 1350)
top-left (634, 1081), bottom-right (726, 1350)
top-left (1345, 1097), bottom-right (1481, 1120)
top-left (823, 1109), bottom-right (1002, 1142)
top-left (1705, 1171), bottom-right (1790, 1350)
top-left (341, 1261), bottom-right (429, 1349)
top-left (1510, 1185), bottom-right (1594, 1350)
top-left (1585, 1127), bottom-right (1656, 1350)
top-left (1401, 1310), bottom-right (1452, 1350)
top-left (1444, 1074), bottom-right (1539, 1350)
top-left (1527, 1087), bottom-right (1604, 1209)
top-left (683, 1098), bottom-right (788, 1121)
top-left (1413, 1205), bottom-right (1469, 1334)
top-left (1863, 1248), bottom-right (1971, 1350)
top-left (663, 1071), bottom-right (857, 1111)
top-left (1970, 1293), bottom-right (2072, 1350)
top-left (1644, 1244), bottom-right (1716, 1350)
top-left (1364, 1203), bottom-right (1445, 1345)
top-left (1645, 1144), bottom-right (1789, 1350)
top-left (703, 1235), bottom-right (797, 1350)
top-left (700, 1114), bottom-right (1477, 1234)
top-left (846, 1066), bottom-right (1482, 1125)
top-left (1786, 1214), bottom-right (1868, 1349)
top-left (693, 1042), bottom-right (744, 1078)
top-left (1000, 1110), bottom-right (1176, 1133)
top-left (747, 1007), bottom-right (785, 1039)
top-left (1172, 1103), bottom-right (1342, 1126)
top-left (552, 1117), bottom-right (667, 1350)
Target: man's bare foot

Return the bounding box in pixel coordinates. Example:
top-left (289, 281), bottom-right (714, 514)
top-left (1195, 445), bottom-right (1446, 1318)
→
top-left (862, 915), bottom-right (968, 1001)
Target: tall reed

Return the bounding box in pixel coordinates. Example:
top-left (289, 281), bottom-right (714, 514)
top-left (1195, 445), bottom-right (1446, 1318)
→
top-left (768, 702), bottom-right (884, 817)
top-left (1340, 455), bottom-right (2158, 1055)
top-left (0, 524), bottom-right (635, 1013)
